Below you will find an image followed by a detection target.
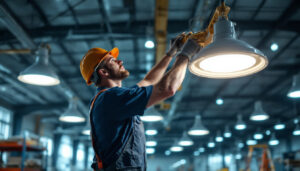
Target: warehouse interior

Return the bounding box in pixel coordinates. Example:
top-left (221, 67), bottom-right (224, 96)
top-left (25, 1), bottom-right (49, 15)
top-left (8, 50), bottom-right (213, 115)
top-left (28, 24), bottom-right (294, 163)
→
top-left (0, 0), bottom-right (300, 170)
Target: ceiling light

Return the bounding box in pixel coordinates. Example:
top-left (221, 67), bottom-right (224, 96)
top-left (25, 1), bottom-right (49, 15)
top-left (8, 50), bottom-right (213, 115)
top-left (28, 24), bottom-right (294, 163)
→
top-left (170, 144), bottom-right (183, 152)
top-left (265, 130), bottom-right (271, 135)
top-left (216, 98), bottom-right (224, 105)
top-left (270, 43), bottom-right (278, 51)
top-left (188, 18), bottom-right (268, 79)
top-left (194, 151), bottom-right (200, 156)
top-left (199, 147), bottom-right (205, 152)
top-left (18, 45), bottom-right (60, 86)
top-left (238, 142), bottom-right (244, 148)
top-left (269, 133), bottom-right (279, 146)
top-left (179, 132), bottom-right (194, 146)
top-left (224, 125), bottom-right (231, 138)
top-left (287, 74), bottom-right (300, 98)
top-left (274, 121), bottom-right (285, 130)
top-left (82, 123), bottom-right (90, 135)
top-left (253, 130), bottom-right (263, 140)
top-left (246, 137), bottom-right (257, 145)
top-left (145, 40), bottom-right (154, 49)
top-left (208, 137), bottom-right (215, 148)
top-left (146, 140), bottom-right (157, 147)
top-left (250, 101), bottom-right (269, 121)
top-left (235, 153), bottom-right (242, 160)
top-left (59, 98), bottom-right (85, 123)
top-left (145, 129), bottom-right (157, 136)
top-left (165, 150), bottom-right (171, 156)
top-left (215, 131), bottom-right (223, 142)
top-left (188, 115), bottom-right (209, 136)
top-left (140, 107), bottom-right (163, 122)
top-left (146, 148), bottom-right (155, 154)
top-left (235, 114), bottom-right (246, 130)
top-left (293, 124), bottom-right (300, 136)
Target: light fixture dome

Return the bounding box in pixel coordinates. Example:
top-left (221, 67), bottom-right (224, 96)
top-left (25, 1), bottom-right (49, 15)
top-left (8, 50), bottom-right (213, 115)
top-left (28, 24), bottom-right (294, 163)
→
top-left (269, 133), bottom-right (279, 146)
top-left (188, 115), bottom-right (209, 136)
top-left (179, 131), bottom-right (194, 146)
top-left (18, 45), bottom-right (60, 86)
top-left (224, 125), bottom-right (232, 138)
top-left (140, 107), bottom-right (163, 122)
top-left (235, 114), bottom-right (246, 130)
top-left (82, 122), bottom-right (91, 135)
top-left (189, 18), bottom-right (268, 79)
top-left (250, 101), bottom-right (269, 121)
top-left (287, 74), bottom-right (300, 98)
top-left (59, 98), bottom-right (86, 123)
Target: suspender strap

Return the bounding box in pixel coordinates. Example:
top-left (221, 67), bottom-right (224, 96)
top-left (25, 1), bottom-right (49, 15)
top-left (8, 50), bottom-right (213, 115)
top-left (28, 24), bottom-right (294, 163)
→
top-left (90, 89), bottom-right (107, 170)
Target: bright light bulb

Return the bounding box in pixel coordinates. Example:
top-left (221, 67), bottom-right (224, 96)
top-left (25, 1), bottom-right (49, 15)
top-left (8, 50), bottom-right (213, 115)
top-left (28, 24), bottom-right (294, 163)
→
top-left (246, 140), bottom-right (257, 145)
top-left (254, 133), bottom-right (263, 140)
top-left (199, 54), bottom-right (256, 73)
top-left (274, 124), bottom-right (285, 130)
top-left (146, 148), bottom-right (155, 154)
top-left (224, 132), bottom-right (231, 138)
top-left (265, 130), bottom-right (271, 135)
top-left (199, 147), bottom-right (205, 152)
top-left (250, 114), bottom-right (269, 121)
top-left (194, 151), bottom-right (200, 156)
top-left (82, 129), bottom-right (90, 135)
top-left (170, 146), bottom-right (183, 152)
top-left (235, 124), bottom-right (246, 130)
top-left (293, 130), bottom-right (300, 136)
top-left (288, 91), bottom-right (300, 98)
top-left (216, 137), bottom-right (223, 142)
top-left (216, 98), bottom-right (224, 105)
top-left (146, 141), bottom-right (157, 147)
top-left (238, 142), bottom-right (244, 148)
top-left (270, 43), bottom-right (278, 51)
top-left (140, 116), bottom-right (163, 122)
top-left (59, 116), bottom-right (85, 123)
top-left (208, 142), bottom-right (215, 148)
top-left (145, 130), bottom-right (157, 135)
top-left (165, 150), bottom-right (171, 156)
top-left (269, 140), bottom-right (279, 146)
top-left (145, 40), bottom-right (154, 49)
top-left (179, 140), bottom-right (194, 146)
top-left (235, 154), bottom-right (242, 160)
top-left (188, 130), bottom-right (209, 136)
top-left (18, 74), bottom-right (60, 86)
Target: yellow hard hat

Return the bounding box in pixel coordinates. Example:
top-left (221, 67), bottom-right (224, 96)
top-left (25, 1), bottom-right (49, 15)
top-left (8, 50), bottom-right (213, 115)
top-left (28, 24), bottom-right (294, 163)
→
top-left (80, 47), bottom-right (119, 85)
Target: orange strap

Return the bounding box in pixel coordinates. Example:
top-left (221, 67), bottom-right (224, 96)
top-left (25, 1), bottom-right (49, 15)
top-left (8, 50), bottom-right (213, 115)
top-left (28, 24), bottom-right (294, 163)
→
top-left (90, 89), bottom-right (107, 170)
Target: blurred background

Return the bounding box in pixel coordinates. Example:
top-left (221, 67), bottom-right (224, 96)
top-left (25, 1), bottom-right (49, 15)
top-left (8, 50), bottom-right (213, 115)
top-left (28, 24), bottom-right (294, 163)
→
top-left (0, 0), bottom-right (300, 170)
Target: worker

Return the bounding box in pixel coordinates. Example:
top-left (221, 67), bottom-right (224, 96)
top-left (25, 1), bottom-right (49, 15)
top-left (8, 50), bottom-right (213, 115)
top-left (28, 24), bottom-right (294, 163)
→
top-left (80, 33), bottom-right (200, 171)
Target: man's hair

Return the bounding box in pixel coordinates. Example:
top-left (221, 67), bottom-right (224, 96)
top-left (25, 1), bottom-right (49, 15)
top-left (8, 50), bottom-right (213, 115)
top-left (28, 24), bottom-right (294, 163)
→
top-left (90, 59), bottom-right (107, 86)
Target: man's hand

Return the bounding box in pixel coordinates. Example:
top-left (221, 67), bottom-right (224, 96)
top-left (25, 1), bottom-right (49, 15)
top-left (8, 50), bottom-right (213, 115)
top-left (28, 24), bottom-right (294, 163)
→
top-left (178, 38), bottom-right (201, 60)
top-left (166, 32), bottom-right (186, 57)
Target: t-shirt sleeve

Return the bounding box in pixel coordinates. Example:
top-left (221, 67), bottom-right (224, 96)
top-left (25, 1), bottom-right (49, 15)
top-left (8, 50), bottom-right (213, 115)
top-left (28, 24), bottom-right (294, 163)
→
top-left (104, 85), bottom-right (153, 120)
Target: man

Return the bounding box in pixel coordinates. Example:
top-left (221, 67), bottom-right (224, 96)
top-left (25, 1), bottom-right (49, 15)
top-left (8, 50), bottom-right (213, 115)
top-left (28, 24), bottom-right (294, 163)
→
top-left (80, 34), bottom-right (200, 170)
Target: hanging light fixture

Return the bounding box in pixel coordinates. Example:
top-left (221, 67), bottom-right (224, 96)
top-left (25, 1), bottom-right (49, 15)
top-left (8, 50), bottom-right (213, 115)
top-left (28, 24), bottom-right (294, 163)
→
top-left (293, 124), bottom-right (300, 136)
top-left (237, 140), bottom-right (244, 148)
top-left (207, 137), bottom-right (215, 148)
top-left (82, 122), bottom-right (91, 135)
top-left (165, 150), bottom-right (171, 156)
top-left (287, 74), bottom-right (300, 98)
top-left (140, 107), bottom-right (163, 122)
top-left (224, 125), bottom-right (232, 138)
top-left (146, 136), bottom-right (157, 147)
top-left (215, 130), bottom-right (223, 142)
top-left (18, 44), bottom-right (60, 86)
top-left (250, 101), bottom-right (269, 121)
top-left (146, 148), bottom-right (155, 154)
top-left (194, 150), bottom-right (200, 156)
top-left (188, 115), bottom-right (209, 136)
top-left (274, 120), bottom-right (285, 130)
top-left (187, 2), bottom-right (268, 79)
top-left (199, 147), bottom-right (205, 153)
top-left (170, 141), bottom-right (183, 152)
top-left (253, 129), bottom-right (263, 140)
top-left (179, 131), bottom-right (194, 146)
top-left (246, 136), bottom-right (257, 145)
top-left (59, 98), bottom-right (86, 123)
top-left (235, 114), bottom-right (246, 130)
top-left (269, 133), bottom-right (279, 146)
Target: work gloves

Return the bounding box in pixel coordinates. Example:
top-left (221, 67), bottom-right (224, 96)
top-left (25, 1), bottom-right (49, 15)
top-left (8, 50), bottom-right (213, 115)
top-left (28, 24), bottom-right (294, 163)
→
top-left (166, 33), bottom-right (186, 57)
top-left (178, 39), bottom-right (201, 60)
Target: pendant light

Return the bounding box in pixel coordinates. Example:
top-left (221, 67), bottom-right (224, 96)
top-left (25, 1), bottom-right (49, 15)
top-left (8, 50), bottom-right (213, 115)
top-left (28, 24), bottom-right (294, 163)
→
top-left (82, 122), bottom-right (91, 135)
top-left (18, 44), bottom-right (60, 86)
top-left (215, 130), bottom-right (223, 142)
top-left (178, 131), bottom-right (194, 146)
top-left (59, 98), bottom-right (86, 123)
top-left (170, 141), bottom-right (183, 152)
top-left (199, 147), bottom-right (205, 153)
top-left (188, 115), bottom-right (209, 136)
top-left (250, 101), bottom-right (269, 121)
top-left (140, 107), bottom-right (163, 122)
top-left (274, 120), bottom-right (285, 130)
top-left (235, 114), bottom-right (246, 130)
top-left (224, 125), bottom-right (232, 138)
top-left (146, 136), bottom-right (157, 147)
top-left (207, 137), bottom-right (215, 148)
top-left (246, 136), bottom-right (257, 145)
top-left (188, 17), bottom-right (268, 79)
top-left (287, 74), bottom-right (300, 98)
top-left (269, 133), bottom-right (279, 146)
top-left (293, 124), bottom-right (300, 136)
top-left (253, 129), bottom-right (263, 140)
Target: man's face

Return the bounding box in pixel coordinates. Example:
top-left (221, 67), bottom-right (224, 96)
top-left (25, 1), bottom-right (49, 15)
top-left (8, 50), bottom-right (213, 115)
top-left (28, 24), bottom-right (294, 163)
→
top-left (101, 55), bottom-right (130, 80)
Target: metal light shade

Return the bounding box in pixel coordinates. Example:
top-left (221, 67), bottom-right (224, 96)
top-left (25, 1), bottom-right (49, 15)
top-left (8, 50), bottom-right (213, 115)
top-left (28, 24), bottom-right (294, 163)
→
top-left (170, 141), bottom-right (183, 152)
top-left (18, 47), bottom-right (60, 86)
top-left (59, 99), bottom-right (86, 123)
top-left (82, 123), bottom-right (91, 135)
top-left (253, 129), bottom-right (263, 140)
top-left (215, 131), bottom-right (223, 142)
top-left (224, 125), bottom-right (232, 138)
top-left (235, 114), bottom-right (246, 130)
top-left (140, 107), bottom-right (163, 122)
top-left (188, 115), bottom-right (209, 136)
top-left (250, 101), bottom-right (269, 121)
top-left (178, 131), bottom-right (194, 146)
top-left (269, 133), bottom-right (279, 146)
top-left (189, 18), bottom-right (268, 79)
top-left (293, 124), bottom-right (300, 136)
top-left (287, 74), bottom-right (300, 98)
top-left (207, 137), bottom-right (215, 148)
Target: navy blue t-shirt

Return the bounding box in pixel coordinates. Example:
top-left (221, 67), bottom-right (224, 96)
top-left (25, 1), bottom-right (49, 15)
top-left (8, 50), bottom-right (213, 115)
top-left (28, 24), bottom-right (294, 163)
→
top-left (91, 85), bottom-right (153, 166)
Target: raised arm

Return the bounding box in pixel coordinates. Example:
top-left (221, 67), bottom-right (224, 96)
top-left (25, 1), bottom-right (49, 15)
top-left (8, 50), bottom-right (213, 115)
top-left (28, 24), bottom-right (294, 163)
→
top-left (137, 33), bottom-right (185, 87)
top-left (146, 39), bottom-right (201, 107)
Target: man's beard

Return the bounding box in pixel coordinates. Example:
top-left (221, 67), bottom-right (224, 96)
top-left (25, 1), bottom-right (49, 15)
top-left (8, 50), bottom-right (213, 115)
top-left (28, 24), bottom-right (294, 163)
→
top-left (107, 67), bottom-right (130, 80)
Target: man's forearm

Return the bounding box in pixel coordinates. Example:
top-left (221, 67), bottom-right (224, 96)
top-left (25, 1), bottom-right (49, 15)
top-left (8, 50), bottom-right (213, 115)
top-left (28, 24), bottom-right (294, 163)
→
top-left (143, 54), bottom-right (173, 84)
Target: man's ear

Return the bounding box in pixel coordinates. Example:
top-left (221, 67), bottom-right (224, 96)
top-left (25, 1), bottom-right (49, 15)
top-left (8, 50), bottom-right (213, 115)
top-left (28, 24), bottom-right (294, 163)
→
top-left (98, 68), bottom-right (109, 78)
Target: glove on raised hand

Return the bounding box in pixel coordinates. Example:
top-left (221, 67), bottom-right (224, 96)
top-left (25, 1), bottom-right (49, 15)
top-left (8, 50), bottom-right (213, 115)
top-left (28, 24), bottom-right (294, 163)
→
top-left (178, 39), bottom-right (201, 60)
top-left (166, 33), bottom-right (186, 57)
